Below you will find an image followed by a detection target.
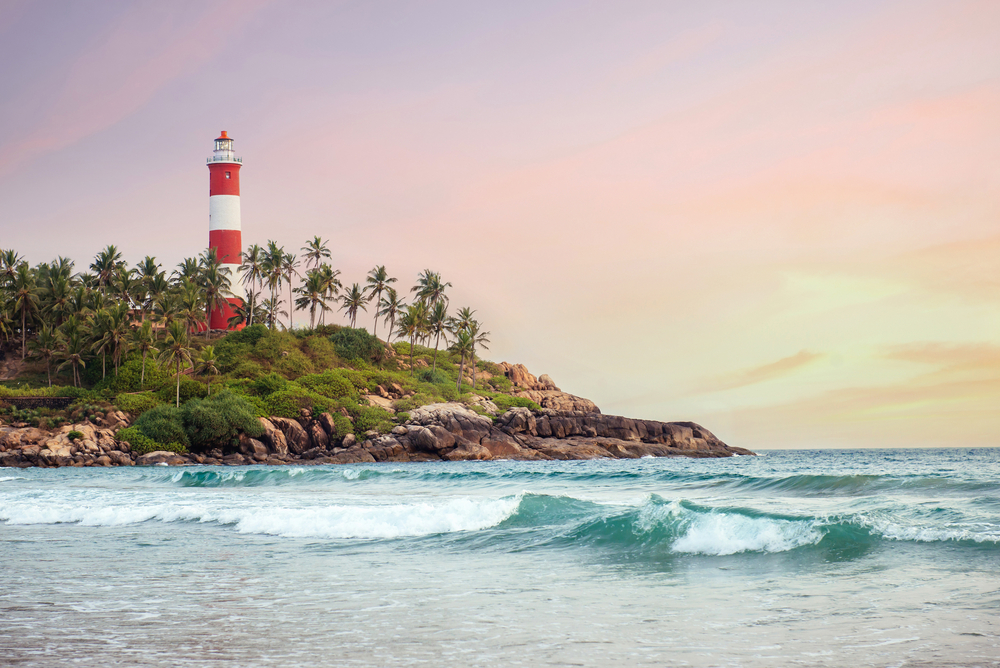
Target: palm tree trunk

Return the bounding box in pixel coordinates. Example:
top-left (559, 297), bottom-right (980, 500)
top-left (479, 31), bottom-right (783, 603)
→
top-left (409, 335), bottom-right (415, 376)
top-left (372, 289), bottom-right (380, 338)
top-left (457, 353), bottom-right (465, 392)
top-left (288, 281), bottom-right (294, 330)
top-left (21, 308), bottom-right (26, 359)
top-left (102, 352), bottom-right (106, 379)
top-left (141, 351), bottom-right (147, 389)
top-left (432, 331), bottom-right (440, 371)
top-left (46, 360), bottom-right (51, 387)
top-left (176, 360), bottom-right (181, 407)
top-left (471, 347), bottom-right (476, 391)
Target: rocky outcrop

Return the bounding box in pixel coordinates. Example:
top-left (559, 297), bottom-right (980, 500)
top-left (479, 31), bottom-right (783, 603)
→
top-left (0, 411), bottom-right (138, 468)
top-left (0, 385), bottom-right (752, 467)
top-left (497, 363), bottom-right (601, 414)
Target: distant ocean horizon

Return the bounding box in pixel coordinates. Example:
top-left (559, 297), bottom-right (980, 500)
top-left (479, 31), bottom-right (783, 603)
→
top-left (2, 448), bottom-right (998, 667)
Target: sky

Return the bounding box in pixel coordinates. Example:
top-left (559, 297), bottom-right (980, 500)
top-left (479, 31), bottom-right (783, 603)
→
top-left (0, 0), bottom-right (997, 449)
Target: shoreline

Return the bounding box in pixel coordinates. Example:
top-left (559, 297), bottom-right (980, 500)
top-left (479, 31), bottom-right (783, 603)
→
top-left (0, 402), bottom-right (754, 468)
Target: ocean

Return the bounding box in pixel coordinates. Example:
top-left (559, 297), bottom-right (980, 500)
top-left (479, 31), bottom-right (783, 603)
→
top-left (1, 448), bottom-right (998, 667)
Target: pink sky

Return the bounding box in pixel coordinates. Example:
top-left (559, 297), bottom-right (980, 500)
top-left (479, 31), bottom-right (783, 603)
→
top-left (1, 1), bottom-right (997, 448)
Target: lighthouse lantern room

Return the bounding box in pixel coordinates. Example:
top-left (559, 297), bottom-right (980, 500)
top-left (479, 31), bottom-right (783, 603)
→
top-left (207, 130), bottom-right (244, 329)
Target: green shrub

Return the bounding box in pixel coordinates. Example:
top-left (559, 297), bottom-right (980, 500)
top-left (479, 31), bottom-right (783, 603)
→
top-left (252, 372), bottom-right (288, 396)
top-left (67, 430), bottom-right (83, 442)
top-left (134, 404), bottom-right (190, 448)
top-left (296, 370), bottom-right (357, 400)
top-left (180, 390), bottom-right (264, 452)
top-left (93, 357), bottom-right (171, 394)
top-left (326, 412), bottom-right (353, 440)
top-left (440, 383), bottom-right (460, 402)
top-left (349, 405), bottom-right (394, 435)
top-left (302, 336), bottom-right (339, 369)
top-left (395, 411), bottom-right (411, 423)
top-left (156, 377), bottom-right (207, 405)
top-left (493, 395), bottom-right (542, 413)
top-left (417, 368), bottom-right (450, 385)
top-left (114, 392), bottom-right (161, 417)
top-left (331, 327), bottom-right (382, 363)
top-left (270, 347), bottom-right (315, 378)
top-left (117, 426), bottom-right (187, 455)
top-left (488, 375), bottom-right (513, 393)
top-left (264, 386), bottom-right (333, 418)
top-left (228, 359), bottom-right (265, 379)
top-left (478, 360), bottom-right (504, 376)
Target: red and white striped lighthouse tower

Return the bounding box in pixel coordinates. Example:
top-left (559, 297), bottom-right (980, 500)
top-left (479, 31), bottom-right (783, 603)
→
top-left (207, 130), bottom-right (243, 329)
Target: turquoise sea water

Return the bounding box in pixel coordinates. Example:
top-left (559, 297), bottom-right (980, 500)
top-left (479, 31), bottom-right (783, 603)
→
top-left (1, 448), bottom-right (998, 667)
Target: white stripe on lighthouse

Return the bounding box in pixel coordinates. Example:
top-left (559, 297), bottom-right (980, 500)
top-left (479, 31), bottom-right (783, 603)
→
top-left (209, 195), bottom-right (242, 231)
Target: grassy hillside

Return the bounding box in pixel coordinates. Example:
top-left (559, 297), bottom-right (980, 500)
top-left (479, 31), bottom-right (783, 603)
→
top-left (0, 324), bottom-right (538, 451)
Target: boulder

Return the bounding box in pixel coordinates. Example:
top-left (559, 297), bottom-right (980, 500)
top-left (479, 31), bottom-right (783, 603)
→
top-left (258, 418), bottom-right (289, 456)
top-left (537, 374), bottom-right (559, 391)
top-left (137, 451), bottom-right (187, 466)
top-left (308, 422), bottom-right (330, 450)
top-left (269, 417), bottom-right (311, 455)
top-left (317, 412), bottom-right (337, 436)
top-left (238, 433), bottom-right (270, 460)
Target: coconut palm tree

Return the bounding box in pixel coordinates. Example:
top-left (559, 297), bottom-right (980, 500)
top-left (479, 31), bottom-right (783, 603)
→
top-left (468, 320), bottom-right (491, 391)
top-left (172, 256), bottom-right (201, 285)
top-left (178, 280), bottom-right (208, 336)
top-left (426, 300), bottom-right (449, 372)
top-left (411, 269), bottom-right (451, 306)
top-left (449, 329), bottom-right (474, 392)
top-left (11, 262), bottom-right (40, 359)
top-left (364, 266), bottom-right (396, 339)
top-left (301, 236), bottom-right (331, 269)
top-left (378, 288), bottom-right (405, 343)
top-left (0, 249), bottom-right (23, 288)
top-left (194, 345), bottom-right (220, 394)
top-left (316, 263), bottom-right (342, 325)
top-left (281, 251), bottom-right (300, 329)
top-left (199, 262), bottom-right (234, 333)
top-left (262, 295), bottom-right (286, 330)
top-left (450, 307), bottom-right (476, 337)
top-left (30, 324), bottom-right (59, 387)
top-left (294, 269), bottom-right (329, 329)
top-left (395, 304), bottom-right (425, 376)
top-left (132, 320), bottom-right (157, 389)
top-left (90, 245), bottom-right (123, 295)
top-left (57, 330), bottom-right (87, 388)
top-left (240, 244), bottom-right (264, 326)
top-left (340, 283), bottom-right (368, 329)
top-left (262, 241), bottom-right (285, 330)
top-left (158, 320), bottom-right (194, 408)
top-left (153, 292), bottom-right (182, 332)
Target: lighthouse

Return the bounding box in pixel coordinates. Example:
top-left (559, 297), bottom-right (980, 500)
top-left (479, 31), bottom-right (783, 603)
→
top-left (207, 130), bottom-right (243, 329)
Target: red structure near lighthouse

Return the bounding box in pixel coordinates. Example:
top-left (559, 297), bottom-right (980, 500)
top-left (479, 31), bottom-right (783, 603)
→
top-left (207, 131), bottom-right (243, 329)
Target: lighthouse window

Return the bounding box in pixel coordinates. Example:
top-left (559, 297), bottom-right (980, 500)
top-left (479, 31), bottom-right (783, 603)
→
top-left (225, 171), bottom-right (231, 179)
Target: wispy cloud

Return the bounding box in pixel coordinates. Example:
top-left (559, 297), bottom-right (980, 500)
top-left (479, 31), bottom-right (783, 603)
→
top-left (700, 350), bottom-right (824, 392)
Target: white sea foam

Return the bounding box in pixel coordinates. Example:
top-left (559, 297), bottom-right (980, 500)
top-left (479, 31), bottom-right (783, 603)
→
top-left (637, 500), bottom-right (823, 555)
top-left (869, 519), bottom-right (1000, 544)
top-left (0, 494), bottom-right (522, 539)
top-left (229, 496), bottom-right (522, 539)
top-left (0, 475), bottom-right (26, 482)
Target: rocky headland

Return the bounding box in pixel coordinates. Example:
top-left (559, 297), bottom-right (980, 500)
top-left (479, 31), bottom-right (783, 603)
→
top-left (0, 365), bottom-right (753, 467)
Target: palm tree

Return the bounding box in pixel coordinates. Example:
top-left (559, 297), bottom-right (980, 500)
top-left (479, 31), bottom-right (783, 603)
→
top-left (199, 261), bottom-right (233, 333)
top-left (102, 301), bottom-right (132, 376)
top-left (90, 245), bottom-right (123, 295)
top-left (427, 300), bottom-right (449, 372)
top-left (449, 329), bottom-right (474, 392)
top-left (340, 283), bottom-right (368, 329)
top-left (178, 280), bottom-right (208, 336)
top-left (364, 266), bottom-right (396, 339)
top-left (240, 244), bottom-right (264, 326)
top-left (468, 320), bottom-right (491, 391)
top-left (450, 307), bottom-right (476, 337)
top-left (395, 304), bottom-right (425, 375)
top-left (262, 295), bottom-right (286, 330)
top-left (294, 269), bottom-right (329, 329)
top-left (301, 236), bottom-right (331, 269)
top-left (194, 346), bottom-right (220, 394)
top-left (378, 287), bottom-right (405, 342)
top-left (11, 262), bottom-right (40, 359)
top-left (411, 269), bottom-right (451, 306)
top-left (172, 256), bottom-right (201, 284)
top-left (132, 320), bottom-right (157, 389)
top-left (30, 324), bottom-right (59, 387)
top-left (157, 320), bottom-right (194, 408)
top-left (0, 249), bottom-right (23, 288)
top-left (316, 264), bottom-right (341, 325)
top-left (57, 330), bottom-right (87, 388)
top-left (262, 241), bottom-right (285, 330)
top-left (281, 251), bottom-right (300, 329)
top-left (153, 292), bottom-right (182, 331)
